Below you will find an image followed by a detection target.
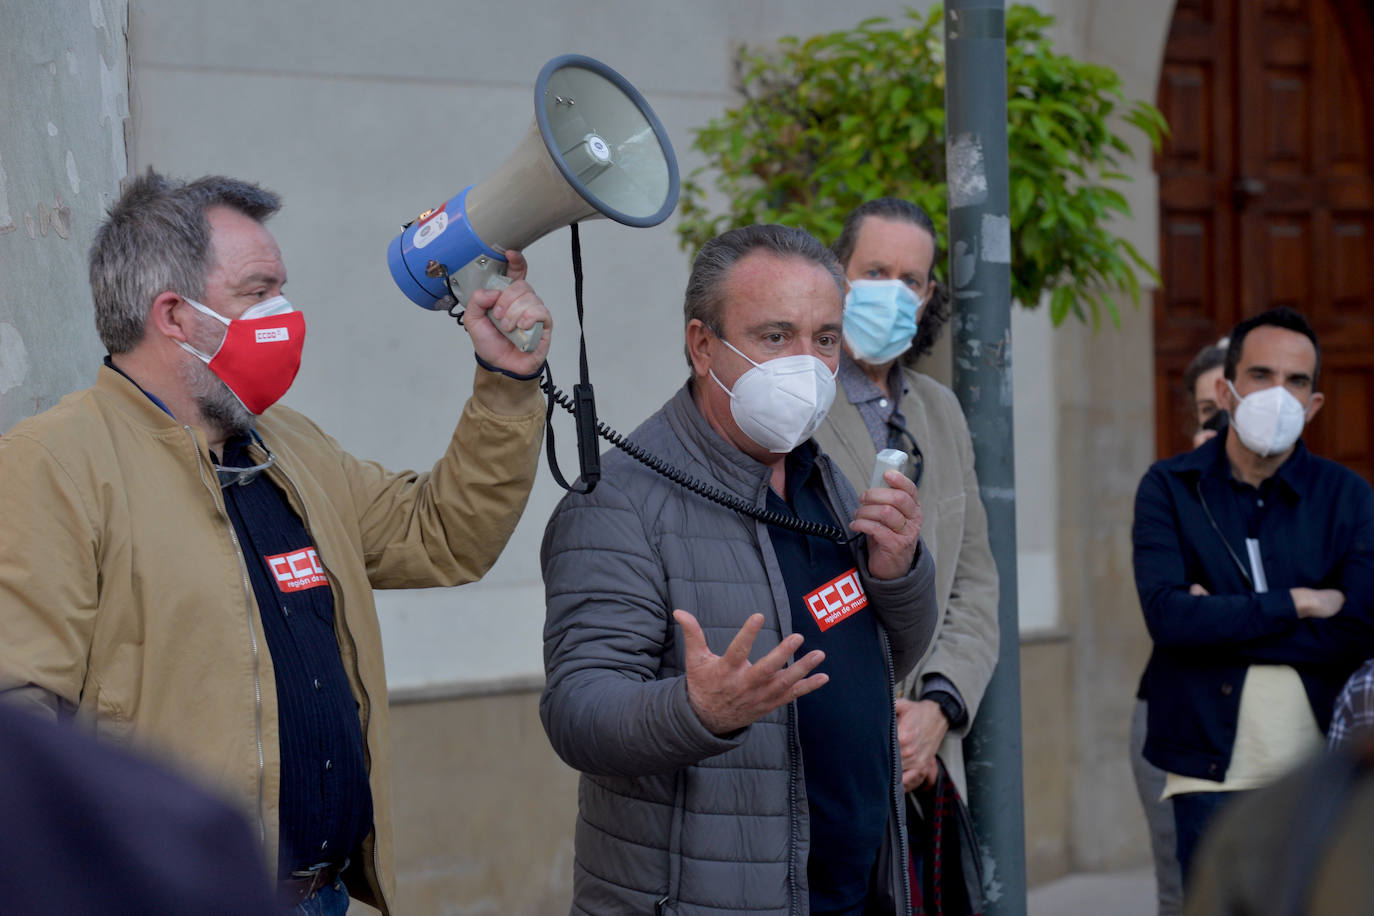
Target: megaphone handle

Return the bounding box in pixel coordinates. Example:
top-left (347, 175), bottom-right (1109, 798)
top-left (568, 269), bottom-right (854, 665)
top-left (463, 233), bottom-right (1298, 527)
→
top-left (482, 273), bottom-right (543, 354)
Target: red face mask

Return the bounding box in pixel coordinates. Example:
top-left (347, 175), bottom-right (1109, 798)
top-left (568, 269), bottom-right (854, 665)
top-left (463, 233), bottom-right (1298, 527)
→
top-left (177, 295), bottom-right (306, 414)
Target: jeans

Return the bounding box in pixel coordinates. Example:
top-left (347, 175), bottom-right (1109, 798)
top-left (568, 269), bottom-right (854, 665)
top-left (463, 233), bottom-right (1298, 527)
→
top-left (293, 878), bottom-right (349, 916)
top-left (1129, 699), bottom-right (1183, 916)
top-left (1172, 790), bottom-right (1246, 889)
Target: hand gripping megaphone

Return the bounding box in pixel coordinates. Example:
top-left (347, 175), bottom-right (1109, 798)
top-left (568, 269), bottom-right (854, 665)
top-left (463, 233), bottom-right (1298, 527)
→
top-left (386, 54), bottom-right (679, 351)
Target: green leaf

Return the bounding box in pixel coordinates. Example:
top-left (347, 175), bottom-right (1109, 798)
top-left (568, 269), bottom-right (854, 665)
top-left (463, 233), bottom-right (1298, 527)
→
top-left (1049, 284), bottom-right (1074, 326)
top-left (1013, 177), bottom-right (1036, 218)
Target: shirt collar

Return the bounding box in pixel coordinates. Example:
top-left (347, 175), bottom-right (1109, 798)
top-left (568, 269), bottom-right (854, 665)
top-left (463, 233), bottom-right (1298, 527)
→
top-left (1173, 432), bottom-right (1309, 500)
top-left (1267, 440), bottom-right (1309, 499)
top-left (219, 432), bottom-right (260, 464)
top-left (837, 350), bottom-right (906, 405)
top-left (783, 440), bottom-right (820, 502)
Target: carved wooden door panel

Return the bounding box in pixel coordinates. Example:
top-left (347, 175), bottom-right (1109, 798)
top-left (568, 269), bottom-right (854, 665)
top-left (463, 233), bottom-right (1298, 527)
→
top-left (1155, 0), bottom-right (1374, 483)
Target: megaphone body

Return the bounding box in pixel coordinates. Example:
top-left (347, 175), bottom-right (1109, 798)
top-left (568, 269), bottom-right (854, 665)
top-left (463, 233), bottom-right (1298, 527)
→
top-left (388, 54), bottom-right (679, 350)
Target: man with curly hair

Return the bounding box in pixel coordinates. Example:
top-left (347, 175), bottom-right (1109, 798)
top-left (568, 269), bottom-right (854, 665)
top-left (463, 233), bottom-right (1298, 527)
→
top-left (815, 198), bottom-right (999, 806)
top-left (813, 198), bottom-right (999, 911)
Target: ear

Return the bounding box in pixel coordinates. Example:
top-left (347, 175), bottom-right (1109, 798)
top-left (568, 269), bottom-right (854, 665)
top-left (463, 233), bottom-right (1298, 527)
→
top-left (146, 291), bottom-right (193, 343)
top-left (1306, 390), bottom-right (1325, 423)
top-left (686, 319), bottom-right (715, 380)
top-left (1215, 373), bottom-right (1234, 412)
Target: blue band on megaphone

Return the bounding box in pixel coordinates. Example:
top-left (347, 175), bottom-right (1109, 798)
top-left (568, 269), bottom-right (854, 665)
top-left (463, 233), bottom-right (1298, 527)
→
top-left (387, 186), bottom-right (508, 309)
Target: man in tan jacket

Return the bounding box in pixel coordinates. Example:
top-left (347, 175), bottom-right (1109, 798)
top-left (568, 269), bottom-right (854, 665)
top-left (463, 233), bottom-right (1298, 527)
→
top-left (814, 198), bottom-right (999, 910)
top-left (0, 170), bottom-right (550, 915)
top-left (813, 198), bottom-right (1000, 804)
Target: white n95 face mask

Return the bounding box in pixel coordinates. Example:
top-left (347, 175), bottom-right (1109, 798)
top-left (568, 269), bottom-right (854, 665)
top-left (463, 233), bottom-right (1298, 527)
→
top-left (709, 338), bottom-right (837, 453)
top-left (1228, 380), bottom-right (1307, 457)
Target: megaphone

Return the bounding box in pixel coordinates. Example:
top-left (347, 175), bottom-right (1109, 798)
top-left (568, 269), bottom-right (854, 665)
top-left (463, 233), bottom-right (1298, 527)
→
top-left (387, 54), bottom-right (679, 351)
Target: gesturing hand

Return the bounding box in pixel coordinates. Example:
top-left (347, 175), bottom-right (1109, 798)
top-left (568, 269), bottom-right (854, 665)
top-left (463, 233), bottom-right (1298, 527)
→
top-left (673, 610), bottom-right (828, 736)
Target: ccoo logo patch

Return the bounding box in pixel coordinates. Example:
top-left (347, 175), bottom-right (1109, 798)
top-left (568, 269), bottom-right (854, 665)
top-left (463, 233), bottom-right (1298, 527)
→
top-left (803, 567), bottom-right (868, 631)
top-left (265, 547), bottom-right (329, 592)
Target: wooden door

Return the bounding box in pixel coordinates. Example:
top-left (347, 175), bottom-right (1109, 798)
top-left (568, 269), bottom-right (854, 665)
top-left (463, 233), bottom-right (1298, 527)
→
top-left (1155, 0), bottom-right (1374, 483)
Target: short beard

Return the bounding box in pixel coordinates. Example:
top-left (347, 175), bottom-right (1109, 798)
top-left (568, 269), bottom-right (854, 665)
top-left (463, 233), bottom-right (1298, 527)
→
top-left (177, 353), bottom-right (256, 444)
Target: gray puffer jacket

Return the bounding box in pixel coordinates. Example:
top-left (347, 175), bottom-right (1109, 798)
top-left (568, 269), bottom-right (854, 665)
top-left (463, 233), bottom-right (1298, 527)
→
top-left (540, 384), bottom-right (939, 915)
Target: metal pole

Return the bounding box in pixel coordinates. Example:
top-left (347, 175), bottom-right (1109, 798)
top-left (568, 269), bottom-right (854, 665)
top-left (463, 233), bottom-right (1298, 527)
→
top-left (944, 2), bottom-right (1027, 913)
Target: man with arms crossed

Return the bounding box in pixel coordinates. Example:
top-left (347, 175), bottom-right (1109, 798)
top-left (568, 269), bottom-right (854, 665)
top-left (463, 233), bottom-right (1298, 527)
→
top-left (1132, 306), bottom-right (1374, 886)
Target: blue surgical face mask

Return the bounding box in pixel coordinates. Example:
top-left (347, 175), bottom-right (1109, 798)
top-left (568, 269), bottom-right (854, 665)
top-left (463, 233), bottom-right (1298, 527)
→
top-left (843, 279), bottom-right (922, 365)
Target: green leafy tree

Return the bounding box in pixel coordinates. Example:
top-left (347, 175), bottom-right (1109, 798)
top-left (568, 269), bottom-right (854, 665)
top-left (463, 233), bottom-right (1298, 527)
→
top-left (677, 4), bottom-right (1168, 327)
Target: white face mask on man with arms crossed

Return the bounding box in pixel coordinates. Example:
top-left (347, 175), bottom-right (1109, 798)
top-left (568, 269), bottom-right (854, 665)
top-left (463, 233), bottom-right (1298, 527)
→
top-left (1225, 379), bottom-right (1308, 458)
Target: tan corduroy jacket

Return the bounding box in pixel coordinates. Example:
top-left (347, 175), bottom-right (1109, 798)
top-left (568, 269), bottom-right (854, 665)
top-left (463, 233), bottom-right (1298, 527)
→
top-left (814, 365), bottom-right (999, 799)
top-left (0, 364), bottom-right (544, 914)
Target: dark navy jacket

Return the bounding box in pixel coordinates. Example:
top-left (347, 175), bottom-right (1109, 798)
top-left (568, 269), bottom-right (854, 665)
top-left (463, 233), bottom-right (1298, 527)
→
top-left (1132, 435), bottom-right (1374, 781)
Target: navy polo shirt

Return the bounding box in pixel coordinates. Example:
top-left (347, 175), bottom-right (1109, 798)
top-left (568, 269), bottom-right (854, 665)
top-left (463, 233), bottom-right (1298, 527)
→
top-left (766, 445), bottom-right (892, 916)
top-left (219, 436), bottom-right (372, 878)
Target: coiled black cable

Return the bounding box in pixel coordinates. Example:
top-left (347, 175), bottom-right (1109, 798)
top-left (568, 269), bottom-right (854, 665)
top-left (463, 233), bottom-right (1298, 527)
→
top-left (539, 374), bottom-right (856, 544)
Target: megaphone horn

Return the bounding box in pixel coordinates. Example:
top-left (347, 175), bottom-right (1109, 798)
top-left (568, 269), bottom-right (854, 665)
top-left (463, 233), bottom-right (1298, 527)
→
top-left (387, 54), bottom-right (680, 352)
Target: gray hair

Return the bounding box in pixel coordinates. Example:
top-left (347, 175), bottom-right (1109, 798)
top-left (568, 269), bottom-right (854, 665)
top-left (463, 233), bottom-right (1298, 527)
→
top-left (683, 224), bottom-right (844, 368)
top-left (89, 168), bottom-right (282, 353)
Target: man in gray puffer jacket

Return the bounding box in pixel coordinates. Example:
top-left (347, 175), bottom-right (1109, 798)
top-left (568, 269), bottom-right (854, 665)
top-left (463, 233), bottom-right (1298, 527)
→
top-left (541, 224), bottom-right (940, 915)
